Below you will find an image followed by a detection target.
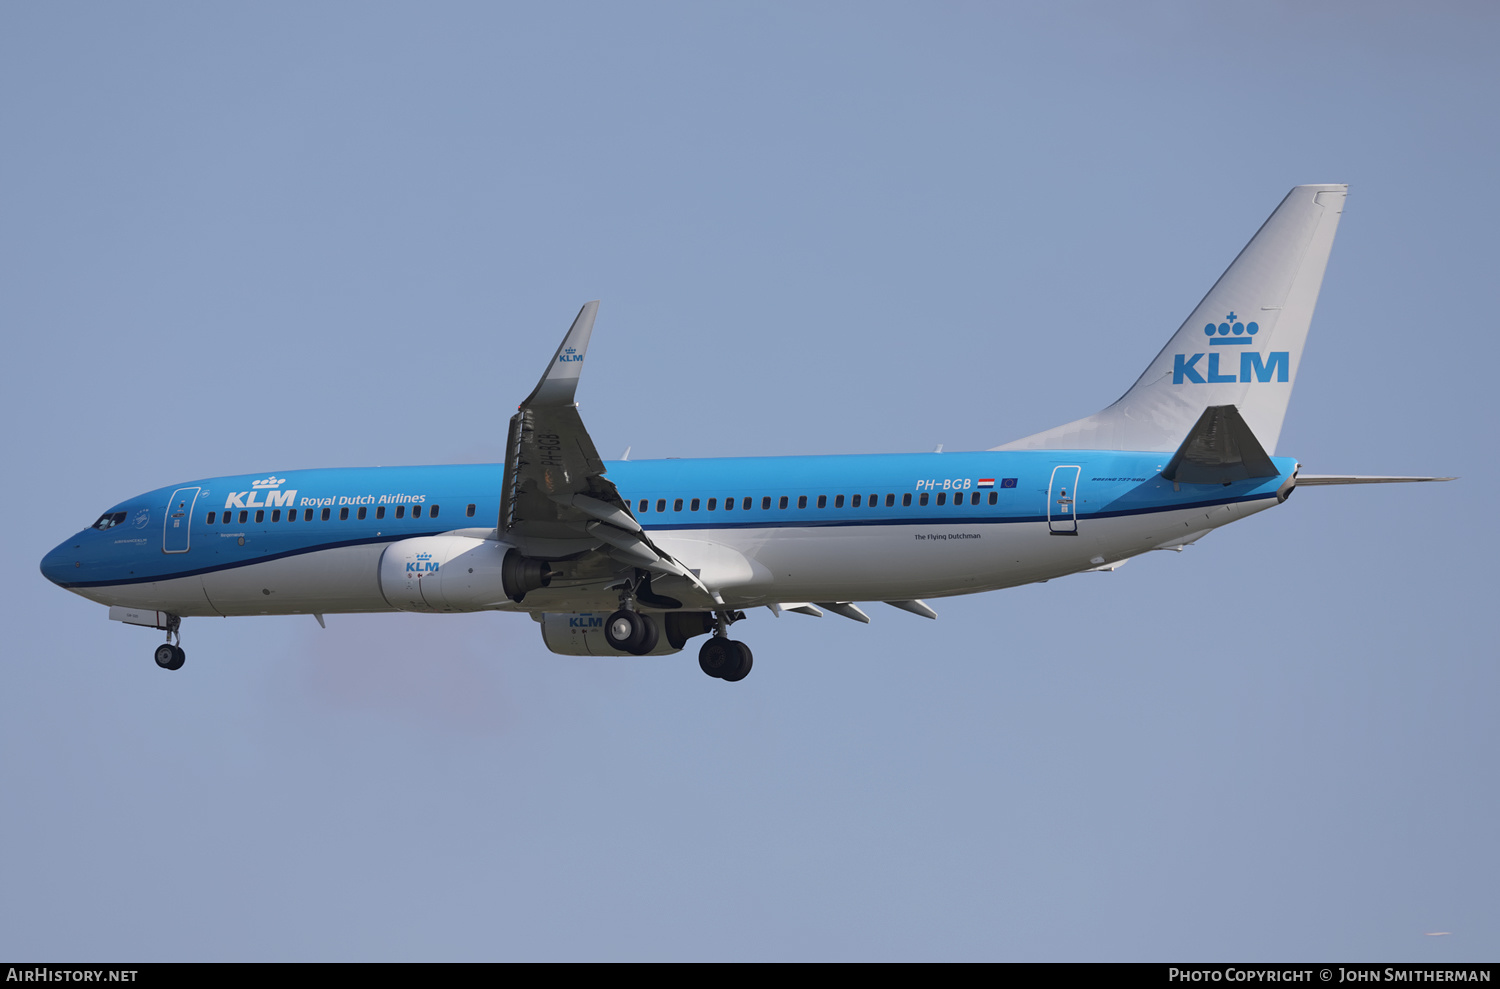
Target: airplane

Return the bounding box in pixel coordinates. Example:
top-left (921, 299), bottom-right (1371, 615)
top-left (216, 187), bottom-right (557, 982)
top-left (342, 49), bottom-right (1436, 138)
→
top-left (39, 184), bottom-right (1451, 682)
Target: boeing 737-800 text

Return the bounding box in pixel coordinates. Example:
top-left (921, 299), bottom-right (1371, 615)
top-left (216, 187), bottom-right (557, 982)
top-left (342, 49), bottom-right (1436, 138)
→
top-left (40, 185), bottom-right (1449, 681)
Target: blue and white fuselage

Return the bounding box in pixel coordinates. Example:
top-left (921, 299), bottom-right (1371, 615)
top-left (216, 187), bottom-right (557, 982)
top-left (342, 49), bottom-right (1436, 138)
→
top-left (40, 452), bottom-right (1296, 617)
top-left (37, 185), bottom-right (1450, 678)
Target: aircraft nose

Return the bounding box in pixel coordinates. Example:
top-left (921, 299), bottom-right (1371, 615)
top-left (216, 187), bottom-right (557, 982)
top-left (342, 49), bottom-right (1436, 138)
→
top-left (40, 540), bottom-right (80, 587)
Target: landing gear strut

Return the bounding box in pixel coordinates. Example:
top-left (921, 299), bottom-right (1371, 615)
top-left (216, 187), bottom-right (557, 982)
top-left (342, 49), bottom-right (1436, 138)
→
top-left (154, 615), bottom-right (185, 671)
top-left (698, 611), bottom-right (752, 681)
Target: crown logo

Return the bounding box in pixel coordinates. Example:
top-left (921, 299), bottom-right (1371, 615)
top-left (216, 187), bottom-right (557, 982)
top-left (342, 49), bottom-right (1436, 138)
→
top-left (415, 552), bottom-right (432, 561)
top-left (564, 347), bottom-right (577, 354)
top-left (251, 476), bottom-right (286, 489)
top-left (1203, 312), bottom-right (1259, 346)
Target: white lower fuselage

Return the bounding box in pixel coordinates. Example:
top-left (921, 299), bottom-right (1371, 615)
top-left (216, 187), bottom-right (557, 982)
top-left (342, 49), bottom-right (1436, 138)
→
top-left (62, 496), bottom-right (1279, 618)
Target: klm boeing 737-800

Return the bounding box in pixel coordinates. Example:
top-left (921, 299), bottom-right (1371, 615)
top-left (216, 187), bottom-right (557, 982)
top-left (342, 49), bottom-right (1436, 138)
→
top-left (39, 185), bottom-right (1449, 681)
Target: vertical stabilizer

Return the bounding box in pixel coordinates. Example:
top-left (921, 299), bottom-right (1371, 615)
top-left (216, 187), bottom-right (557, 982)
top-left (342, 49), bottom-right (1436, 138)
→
top-left (995, 185), bottom-right (1346, 454)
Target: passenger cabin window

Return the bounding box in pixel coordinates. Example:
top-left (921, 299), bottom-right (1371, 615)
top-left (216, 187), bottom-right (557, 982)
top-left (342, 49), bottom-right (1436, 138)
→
top-left (988, 492), bottom-right (998, 505)
top-left (430, 505), bottom-right (439, 518)
top-left (778, 496), bottom-right (789, 510)
top-left (852, 494), bottom-right (862, 507)
top-left (91, 511), bottom-right (127, 530)
top-left (413, 505), bottom-right (422, 518)
top-left (885, 493), bottom-right (895, 507)
top-left (239, 510), bottom-right (249, 523)
top-left (357, 507), bottom-right (367, 520)
top-left (395, 506), bottom-right (405, 519)
top-left (971, 492), bottom-right (981, 505)
top-left (762, 496), bottom-right (771, 510)
top-left (657, 499), bottom-right (667, 513)
top-left (207, 512), bottom-right (217, 524)
top-left (467, 504), bottom-right (476, 518)
top-left (272, 509), bottom-right (281, 522)
top-left (919, 493), bottom-right (929, 507)
top-left (902, 493), bottom-right (912, 507)
top-left (937, 492), bottom-right (946, 506)
top-left (339, 507), bottom-right (349, 521)
top-left (321, 508), bottom-right (331, 521)
top-left (723, 497), bottom-right (733, 511)
top-left (674, 498), bottom-right (684, 512)
top-left (639, 500), bottom-right (648, 513)
top-left (690, 498), bottom-right (700, 511)
top-left (816, 495), bottom-right (826, 508)
top-left (304, 508), bottom-right (313, 521)
top-left (707, 498), bottom-right (717, 510)
top-left (742, 497), bottom-right (751, 510)
top-left (834, 495), bottom-right (844, 508)
top-left (798, 496), bottom-right (807, 509)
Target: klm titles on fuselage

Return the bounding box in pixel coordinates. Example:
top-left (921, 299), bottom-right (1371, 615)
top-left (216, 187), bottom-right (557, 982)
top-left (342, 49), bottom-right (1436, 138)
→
top-left (222, 477), bottom-right (429, 511)
top-left (1173, 313), bottom-right (1289, 385)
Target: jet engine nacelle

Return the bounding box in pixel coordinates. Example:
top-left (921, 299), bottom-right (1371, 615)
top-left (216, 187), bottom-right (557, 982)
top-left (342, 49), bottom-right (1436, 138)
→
top-left (378, 536), bottom-right (551, 613)
top-left (538, 611), bottom-right (716, 656)
top-left (538, 612), bottom-right (683, 656)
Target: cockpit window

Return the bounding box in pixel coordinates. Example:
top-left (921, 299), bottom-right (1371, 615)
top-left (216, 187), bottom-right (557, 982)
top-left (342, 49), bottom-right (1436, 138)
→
top-left (92, 511), bottom-right (127, 530)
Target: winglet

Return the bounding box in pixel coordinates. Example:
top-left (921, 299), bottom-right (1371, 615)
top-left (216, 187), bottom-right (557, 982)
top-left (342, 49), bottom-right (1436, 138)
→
top-left (522, 302), bottom-right (599, 408)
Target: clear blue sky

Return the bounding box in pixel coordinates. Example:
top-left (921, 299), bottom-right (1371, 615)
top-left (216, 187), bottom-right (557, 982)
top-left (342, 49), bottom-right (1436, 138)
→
top-left (3, 2), bottom-right (1496, 961)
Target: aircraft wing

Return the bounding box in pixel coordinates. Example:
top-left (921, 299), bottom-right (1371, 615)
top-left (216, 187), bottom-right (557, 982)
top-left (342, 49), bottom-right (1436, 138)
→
top-left (499, 303), bottom-right (708, 588)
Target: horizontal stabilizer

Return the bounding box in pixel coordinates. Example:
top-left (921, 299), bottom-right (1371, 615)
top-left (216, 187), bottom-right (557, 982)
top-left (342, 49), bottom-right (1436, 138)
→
top-left (1161, 405), bottom-right (1277, 485)
top-left (1295, 474), bottom-right (1456, 485)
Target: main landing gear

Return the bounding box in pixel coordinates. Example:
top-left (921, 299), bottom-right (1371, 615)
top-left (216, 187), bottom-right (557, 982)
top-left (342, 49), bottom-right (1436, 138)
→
top-left (698, 610), bottom-right (752, 682)
top-left (153, 614), bottom-right (185, 671)
top-left (604, 607), bottom-right (660, 655)
top-left (607, 576), bottom-right (753, 679)
top-left (698, 636), bottom-right (752, 682)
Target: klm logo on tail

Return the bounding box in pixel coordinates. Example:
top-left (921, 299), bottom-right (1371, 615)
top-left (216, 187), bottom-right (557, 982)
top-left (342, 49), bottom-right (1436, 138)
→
top-left (1173, 312), bottom-right (1288, 385)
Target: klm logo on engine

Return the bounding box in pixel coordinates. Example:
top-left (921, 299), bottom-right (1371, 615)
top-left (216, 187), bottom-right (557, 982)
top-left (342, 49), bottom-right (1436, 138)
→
top-left (407, 551), bottom-right (439, 574)
top-left (1173, 312), bottom-right (1289, 385)
top-left (224, 475), bottom-right (297, 509)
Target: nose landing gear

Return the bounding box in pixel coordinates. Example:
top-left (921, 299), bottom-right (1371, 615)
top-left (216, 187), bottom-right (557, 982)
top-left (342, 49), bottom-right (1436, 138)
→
top-left (153, 614), bottom-right (185, 671)
top-left (154, 642), bottom-right (185, 670)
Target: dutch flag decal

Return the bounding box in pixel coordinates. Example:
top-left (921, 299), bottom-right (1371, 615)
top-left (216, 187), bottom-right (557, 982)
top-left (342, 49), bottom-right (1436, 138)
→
top-left (977, 478), bottom-right (995, 489)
